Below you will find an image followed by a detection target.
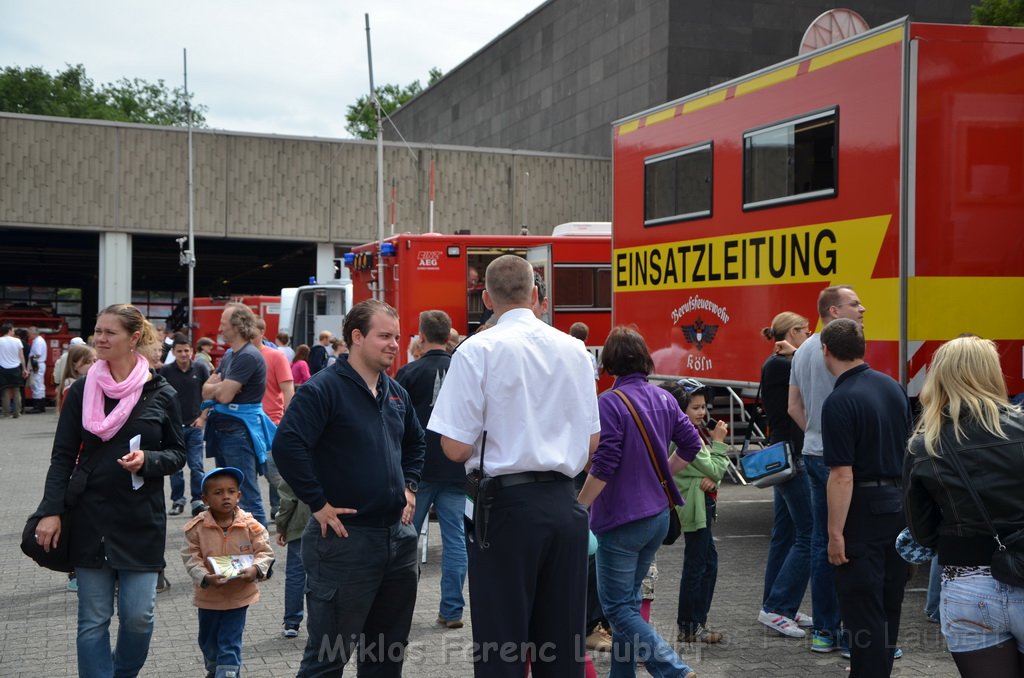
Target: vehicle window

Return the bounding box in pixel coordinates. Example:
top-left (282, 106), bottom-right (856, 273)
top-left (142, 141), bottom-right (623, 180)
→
top-left (744, 109), bottom-right (837, 209)
top-left (554, 265), bottom-right (612, 312)
top-left (644, 142), bottom-right (712, 226)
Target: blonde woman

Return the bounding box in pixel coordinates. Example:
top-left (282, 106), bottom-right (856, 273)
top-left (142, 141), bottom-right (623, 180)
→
top-left (905, 336), bottom-right (1024, 677)
top-left (57, 344), bottom-right (97, 412)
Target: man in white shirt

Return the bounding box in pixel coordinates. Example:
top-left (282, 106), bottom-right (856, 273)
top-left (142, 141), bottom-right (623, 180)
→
top-left (429, 255), bottom-right (600, 678)
top-left (26, 327), bottom-right (48, 413)
top-left (0, 323), bottom-right (29, 418)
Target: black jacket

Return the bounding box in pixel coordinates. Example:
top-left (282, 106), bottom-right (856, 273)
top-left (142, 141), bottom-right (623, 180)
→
top-left (395, 349), bottom-right (465, 484)
top-left (39, 374), bottom-right (186, 570)
top-left (904, 409), bottom-right (1024, 566)
top-left (272, 354), bottom-right (425, 527)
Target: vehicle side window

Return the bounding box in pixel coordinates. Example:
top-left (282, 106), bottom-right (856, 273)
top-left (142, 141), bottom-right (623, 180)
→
top-left (743, 108), bottom-right (837, 210)
top-left (644, 142), bottom-right (712, 226)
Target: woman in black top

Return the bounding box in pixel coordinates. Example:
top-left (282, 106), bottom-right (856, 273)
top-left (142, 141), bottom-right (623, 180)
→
top-left (905, 335), bottom-right (1024, 676)
top-left (33, 304), bottom-right (184, 678)
top-left (757, 312), bottom-right (816, 638)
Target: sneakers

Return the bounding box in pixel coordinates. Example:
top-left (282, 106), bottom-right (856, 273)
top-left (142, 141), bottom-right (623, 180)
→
top-left (156, 572), bottom-right (171, 593)
top-left (839, 646), bottom-right (902, 660)
top-left (586, 624), bottom-right (613, 652)
top-left (66, 575), bottom-right (78, 593)
top-left (282, 623), bottom-right (299, 638)
top-left (436, 615), bottom-right (464, 629)
top-left (758, 610), bottom-right (805, 638)
top-left (191, 502), bottom-right (209, 517)
top-left (168, 501), bottom-right (185, 516)
top-left (793, 611), bottom-right (813, 628)
top-left (678, 624), bottom-right (723, 644)
top-left (810, 631), bottom-right (838, 653)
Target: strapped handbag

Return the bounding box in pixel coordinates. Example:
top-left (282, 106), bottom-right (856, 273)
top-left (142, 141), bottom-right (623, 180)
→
top-left (611, 389), bottom-right (682, 546)
top-left (740, 441), bottom-right (794, 488)
top-left (944, 447), bottom-right (1024, 587)
top-left (21, 443), bottom-right (89, 573)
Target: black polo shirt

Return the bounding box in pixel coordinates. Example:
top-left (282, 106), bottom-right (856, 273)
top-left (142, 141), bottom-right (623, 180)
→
top-left (822, 363), bottom-right (912, 480)
top-left (159, 359), bottom-right (211, 422)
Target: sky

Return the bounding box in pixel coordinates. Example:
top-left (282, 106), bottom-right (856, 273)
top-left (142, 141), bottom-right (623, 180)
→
top-left (0, 0), bottom-right (545, 139)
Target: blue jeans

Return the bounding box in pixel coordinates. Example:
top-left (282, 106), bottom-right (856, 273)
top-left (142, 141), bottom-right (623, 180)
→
top-left (925, 558), bottom-right (941, 622)
top-left (299, 520), bottom-right (418, 677)
top-left (211, 424), bottom-right (267, 527)
top-left (805, 454), bottom-right (841, 638)
top-left (76, 565), bottom-right (158, 678)
top-left (596, 510), bottom-right (695, 678)
top-left (170, 425), bottom-right (205, 507)
top-left (762, 460), bottom-right (812, 618)
top-left (412, 480), bottom-right (467, 621)
top-left (198, 607), bottom-right (247, 677)
top-left (677, 495), bottom-right (718, 633)
top-left (284, 537), bottom-right (306, 627)
top-left (942, 573), bottom-right (1024, 653)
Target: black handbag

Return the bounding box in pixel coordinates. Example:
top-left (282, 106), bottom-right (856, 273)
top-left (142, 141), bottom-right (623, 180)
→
top-left (21, 443), bottom-right (90, 573)
top-left (611, 389), bottom-right (682, 546)
top-left (945, 447), bottom-right (1024, 587)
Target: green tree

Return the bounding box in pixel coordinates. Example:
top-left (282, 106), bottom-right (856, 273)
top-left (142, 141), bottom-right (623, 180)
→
top-left (970, 0), bottom-right (1024, 25)
top-left (345, 67), bottom-right (442, 139)
top-left (0, 63), bottom-right (207, 126)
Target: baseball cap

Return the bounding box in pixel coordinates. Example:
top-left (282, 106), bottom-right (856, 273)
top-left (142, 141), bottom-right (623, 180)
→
top-left (201, 467), bottom-right (244, 495)
top-left (69, 337), bottom-right (86, 345)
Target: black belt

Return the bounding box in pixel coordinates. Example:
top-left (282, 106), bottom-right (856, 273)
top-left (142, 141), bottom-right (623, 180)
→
top-left (855, 478), bottom-right (900, 488)
top-left (492, 471), bottom-right (571, 490)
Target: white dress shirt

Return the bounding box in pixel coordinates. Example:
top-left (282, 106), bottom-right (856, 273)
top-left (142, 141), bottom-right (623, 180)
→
top-left (428, 308), bottom-right (600, 478)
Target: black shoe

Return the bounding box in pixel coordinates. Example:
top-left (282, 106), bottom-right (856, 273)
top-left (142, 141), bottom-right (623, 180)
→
top-left (156, 572), bottom-right (171, 593)
top-left (168, 502), bottom-right (185, 516)
top-left (191, 502), bottom-right (208, 517)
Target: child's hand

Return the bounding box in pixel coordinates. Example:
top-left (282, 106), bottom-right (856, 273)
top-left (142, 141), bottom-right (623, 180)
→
top-left (204, 572), bottom-right (229, 587)
top-left (276, 533), bottom-right (287, 547)
top-left (709, 418), bottom-right (728, 443)
top-left (241, 566), bottom-right (259, 582)
top-left (699, 477), bottom-right (717, 493)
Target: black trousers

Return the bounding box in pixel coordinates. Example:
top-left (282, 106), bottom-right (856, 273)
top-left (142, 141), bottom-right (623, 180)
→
top-left (466, 479), bottom-right (589, 678)
top-left (834, 486), bottom-right (909, 678)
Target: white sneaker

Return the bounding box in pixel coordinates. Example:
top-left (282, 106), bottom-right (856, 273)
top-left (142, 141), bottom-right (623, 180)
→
top-left (758, 610), bottom-right (806, 638)
top-left (793, 611), bottom-right (813, 628)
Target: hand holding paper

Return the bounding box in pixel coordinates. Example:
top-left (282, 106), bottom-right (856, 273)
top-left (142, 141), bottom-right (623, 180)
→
top-left (118, 434), bottom-right (145, 489)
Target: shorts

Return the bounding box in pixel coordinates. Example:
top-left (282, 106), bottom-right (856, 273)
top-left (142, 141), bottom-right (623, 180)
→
top-left (0, 366), bottom-right (22, 389)
top-left (941, 571), bottom-right (1024, 653)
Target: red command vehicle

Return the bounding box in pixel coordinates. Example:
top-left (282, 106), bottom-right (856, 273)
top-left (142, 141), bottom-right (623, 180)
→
top-left (612, 19), bottom-right (1024, 397)
top-left (345, 226), bottom-right (612, 379)
top-left (192, 295), bottom-right (282, 362)
top-left (0, 304), bottom-right (74, 401)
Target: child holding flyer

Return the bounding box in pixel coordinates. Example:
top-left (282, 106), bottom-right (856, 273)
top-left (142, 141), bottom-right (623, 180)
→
top-left (182, 467), bottom-right (274, 678)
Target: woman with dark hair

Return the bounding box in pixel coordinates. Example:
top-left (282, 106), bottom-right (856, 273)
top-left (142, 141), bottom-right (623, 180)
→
top-left (291, 344), bottom-right (311, 386)
top-left (578, 326), bottom-right (702, 678)
top-left (757, 312), bottom-right (816, 639)
top-left (32, 304), bottom-right (185, 677)
top-left (905, 335), bottom-right (1024, 677)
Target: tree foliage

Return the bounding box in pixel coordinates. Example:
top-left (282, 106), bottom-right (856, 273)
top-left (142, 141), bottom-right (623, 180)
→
top-left (345, 67), bottom-right (442, 140)
top-left (0, 63), bottom-right (207, 126)
top-left (970, 0), bottom-right (1024, 26)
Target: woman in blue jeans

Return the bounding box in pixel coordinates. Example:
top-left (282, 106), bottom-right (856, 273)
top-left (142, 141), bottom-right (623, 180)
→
top-left (32, 304), bottom-right (185, 677)
top-left (578, 326), bottom-right (703, 678)
top-left (757, 312), bottom-right (815, 638)
top-left (905, 335), bottom-right (1024, 677)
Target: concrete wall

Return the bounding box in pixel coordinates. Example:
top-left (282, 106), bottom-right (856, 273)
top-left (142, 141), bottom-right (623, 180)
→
top-left (389, 0), bottom-right (975, 157)
top-left (0, 113), bottom-right (611, 242)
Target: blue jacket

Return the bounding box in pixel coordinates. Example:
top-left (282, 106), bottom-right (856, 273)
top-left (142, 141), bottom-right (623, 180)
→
top-left (203, 401), bottom-right (277, 464)
top-left (272, 354), bottom-right (425, 527)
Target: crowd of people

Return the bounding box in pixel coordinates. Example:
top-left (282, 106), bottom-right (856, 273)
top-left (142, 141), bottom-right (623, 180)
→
top-left (21, 271), bottom-right (1024, 678)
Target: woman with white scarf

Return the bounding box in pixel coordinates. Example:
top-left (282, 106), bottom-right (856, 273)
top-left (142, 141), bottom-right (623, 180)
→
top-left (33, 304), bottom-right (185, 678)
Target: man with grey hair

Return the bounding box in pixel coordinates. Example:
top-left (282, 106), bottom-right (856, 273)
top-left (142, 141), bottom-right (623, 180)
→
top-left (821, 318), bottom-right (910, 676)
top-left (203, 302), bottom-right (271, 525)
top-left (784, 285), bottom-right (865, 651)
top-left (429, 255), bottom-right (600, 677)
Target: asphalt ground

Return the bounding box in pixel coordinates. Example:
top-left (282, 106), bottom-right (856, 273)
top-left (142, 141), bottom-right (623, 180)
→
top-left (0, 410), bottom-right (958, 676)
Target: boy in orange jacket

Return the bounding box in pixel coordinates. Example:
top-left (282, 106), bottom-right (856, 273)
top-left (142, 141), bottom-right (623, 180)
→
top-left (182, 467), bottom-right (275, 678)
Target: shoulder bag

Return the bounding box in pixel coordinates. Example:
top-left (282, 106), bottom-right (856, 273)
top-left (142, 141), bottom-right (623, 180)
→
top-left (21, 443), bottom-right (90, 573)
top-left (945, 446), bottom-right (1024, 587)
top-left (611, 389), bottom-right (682, 545)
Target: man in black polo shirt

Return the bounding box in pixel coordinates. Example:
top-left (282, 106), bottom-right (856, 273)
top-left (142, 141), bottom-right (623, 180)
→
top-left (159, 333), bottom-right (211, 516)
top-left (821, 319), bottom-right (912, 678)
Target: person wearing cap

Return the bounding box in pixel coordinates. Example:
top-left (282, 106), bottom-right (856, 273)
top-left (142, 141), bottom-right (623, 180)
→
top-left (429, 255), bottom-right (599, 677)
top-left (182, 467), bottom-right (275, 678)
top-left (52, 336), bottom-right (87, 390)
top-left (273, 299), bottom-right (425, 677)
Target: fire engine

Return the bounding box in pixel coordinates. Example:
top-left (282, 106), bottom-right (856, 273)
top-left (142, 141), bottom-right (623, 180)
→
top-left (0, 304), bottom-right (74, 401)
top-left (611, 18), bottom-right (1024, 397)
top-left (345, 224), bottom-right (612, 377)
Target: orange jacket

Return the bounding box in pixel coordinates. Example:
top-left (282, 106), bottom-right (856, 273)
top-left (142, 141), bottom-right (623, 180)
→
top-left (181, 508), bottom-right (274, 610)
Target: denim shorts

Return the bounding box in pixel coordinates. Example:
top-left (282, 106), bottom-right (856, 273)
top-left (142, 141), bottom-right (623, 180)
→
top-left (941, 571), bottom-right (1024, 653)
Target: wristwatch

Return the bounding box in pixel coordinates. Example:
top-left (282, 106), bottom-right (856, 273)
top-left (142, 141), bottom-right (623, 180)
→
top-left (405, 480), bottom-right (418, 494)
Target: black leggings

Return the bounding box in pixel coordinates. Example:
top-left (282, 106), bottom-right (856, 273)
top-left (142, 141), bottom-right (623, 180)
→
top-left (952, 644), bottom-right (1024, 678)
